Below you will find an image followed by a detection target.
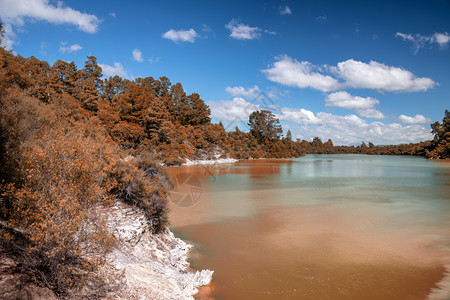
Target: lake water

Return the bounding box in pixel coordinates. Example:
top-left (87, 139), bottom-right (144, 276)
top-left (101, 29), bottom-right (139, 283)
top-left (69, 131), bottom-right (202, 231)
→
top-left (166, 155), bottom-right (450, 300)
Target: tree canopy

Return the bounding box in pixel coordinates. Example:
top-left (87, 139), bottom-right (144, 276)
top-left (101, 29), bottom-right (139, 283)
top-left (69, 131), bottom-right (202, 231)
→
top-left (249, 110), bottom-right (283, 142)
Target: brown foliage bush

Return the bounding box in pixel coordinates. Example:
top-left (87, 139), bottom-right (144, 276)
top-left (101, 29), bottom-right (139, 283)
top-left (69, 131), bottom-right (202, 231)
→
top-left (0, 91), bottom-right (116, 294)
top-left (110, 153), bottom-right (170, 233)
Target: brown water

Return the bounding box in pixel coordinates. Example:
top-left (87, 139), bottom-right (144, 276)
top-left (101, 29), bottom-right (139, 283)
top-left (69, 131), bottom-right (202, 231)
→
top-left (166, 155), bottom-right (450, 300)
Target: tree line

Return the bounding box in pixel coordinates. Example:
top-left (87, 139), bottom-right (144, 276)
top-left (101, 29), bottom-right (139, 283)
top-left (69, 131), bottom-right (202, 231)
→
top-left (4, 54), bottom-right (304, 164)
top-left (297, 111), bottom-right (448, 159)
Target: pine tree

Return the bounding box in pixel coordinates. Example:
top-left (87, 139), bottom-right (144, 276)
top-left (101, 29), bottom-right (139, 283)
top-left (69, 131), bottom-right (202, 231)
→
top-left (248, 110), bottom-right (283, 143)
top-left (187, 93), bottom-right (211, 126)
top-left (78, 56), bottom-right (103, 112)
top-left (286, 129), bottom-right (292, 141)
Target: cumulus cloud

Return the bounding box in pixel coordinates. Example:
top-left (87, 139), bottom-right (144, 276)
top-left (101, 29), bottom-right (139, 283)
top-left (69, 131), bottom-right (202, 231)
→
top-left (277, 108), bottom-right (321, 125)
top-left (209, 97), bottom-right (261, 123)
top-left (325, 91), bottom-right (385, 119)
top-left (280, 5), bottom-right (292, 15)
top-left (396, 32), bottom-right (450, 53)
top-left (132, 49), bottom-right (143, 62)
top-left (332, 59), bottom-right (435, 92)
top-left (99, 62), bottom-right (133, 80)
top-left (209, 96), bottom-right (431, 145)
top-left (225, 85), bottom-right (261, 98)
top-left (0, 0), bottom-right (100, 33)
top-left (263, 55), bottom-right (436, 92)
top-left (262, 55), bottom-right (341, 92)
top-left (398, 114), bottom-right (431, 124)
top-left (209, 97), bottom-right (321, 130)
top-left (326, 91), bottom-right (379, 110)
top-left (162, 29), bottom-right (198, 43)
top-left (433, 32), bottom-right (450, 46)
top-left (357, 108), bottom-right (385, 119)
top-left (59, 42), bottom-right (82, 53)
top-left (225, 20), bottom-right (261, 40)
top-left (1, 23), bottom-right (15, 50)
top-left (295, 112), bottom-right (432, 145)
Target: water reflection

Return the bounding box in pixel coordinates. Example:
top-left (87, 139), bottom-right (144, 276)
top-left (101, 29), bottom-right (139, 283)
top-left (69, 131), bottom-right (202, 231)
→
top-left (166, 155), bottom-right (450, 300)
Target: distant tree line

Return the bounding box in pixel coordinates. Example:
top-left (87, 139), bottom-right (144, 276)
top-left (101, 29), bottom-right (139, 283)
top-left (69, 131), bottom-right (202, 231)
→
top-left (297, 111), bottom-right (448, 159)
top-left (298, 137), bottom-right (434, 157)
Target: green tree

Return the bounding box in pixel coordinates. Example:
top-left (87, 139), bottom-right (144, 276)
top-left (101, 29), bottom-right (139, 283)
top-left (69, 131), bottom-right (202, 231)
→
top-left (78, 56), bottom-right (103, 111)
top-left (102, 75), bottom-right (128, 102)
top-left (49, 60), bottom-right (79, 96)
top-left (427, 109), bottom-right (450, 159)
top-left (0, 21), bottom-right (4, 46)
top-left (248, 110), bottom-right (283, 143)
top-left (286, 129), bottom-right (293, 141)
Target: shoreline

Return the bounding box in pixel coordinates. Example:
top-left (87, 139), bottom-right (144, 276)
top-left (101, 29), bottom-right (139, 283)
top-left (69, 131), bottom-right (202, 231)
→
top-left (100, 202), bottom-right (214, 299)
top-left (183, 157), bottom-right (239, 166)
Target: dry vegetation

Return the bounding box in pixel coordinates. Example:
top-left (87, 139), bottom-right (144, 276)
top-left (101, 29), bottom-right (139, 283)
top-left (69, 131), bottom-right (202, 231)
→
top-left (0, 47), bottom-right (170, 296)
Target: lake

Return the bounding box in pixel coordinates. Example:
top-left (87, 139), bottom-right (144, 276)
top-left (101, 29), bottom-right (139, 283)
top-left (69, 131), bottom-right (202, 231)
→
top-left (166, 155), bottom-right (450, 300)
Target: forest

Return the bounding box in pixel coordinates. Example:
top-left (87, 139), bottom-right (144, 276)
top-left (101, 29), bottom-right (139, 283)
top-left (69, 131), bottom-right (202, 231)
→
top-left (0, 23), bottom-right (449, 297)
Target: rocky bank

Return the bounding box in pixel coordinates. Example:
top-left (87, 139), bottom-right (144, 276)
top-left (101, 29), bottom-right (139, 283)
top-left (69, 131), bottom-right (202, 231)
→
top-left (0, 201), bottom-right (213, 300)
top-left (99, 202), bottom-right (213, 299)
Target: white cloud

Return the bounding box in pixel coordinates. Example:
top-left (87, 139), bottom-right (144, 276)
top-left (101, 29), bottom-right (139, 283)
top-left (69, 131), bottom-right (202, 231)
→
top-left (280, 5), bottom-right (292, 15)
top-left (396, 32), bottom-right (415, 42)
top-left (398, 114), bottom-right (431, 124)
top-left (132, 49), bottom-right (143, 62)
top-left (209, 98), bottom-right (320, 130)
top-left (294, 112), bottom-right (432, 145)
top-left (277, 108), bottom-right (321, 125)
top-left (225, 85), bottom-right (261, 98)
top-left (357, 108), bottom-right (385, 119)
top-left (396, 32), bottom-right (450, 53)
top-left (263, 55), bottom-right (435, 93)
top-left (325, 91), bottom-right (385, 119)
top-left (99, 62), bottom-right (133, 80)
top-left (59, 42), bottom-right (82, 53)
top-left (162, 29), bottom-right (198, 43)
top-left (225, 20), bottom-right (261, 40)
top-left (148, 56), bottom-right (160, 64)
top-left (201, 24), bottom-right (212, 33)
top-left (432, 32), bottom-right (450, 46)
top-left (316, 15), bottom-right (327, 22)
top-left (40, 41), bottom-right (47, 56)
top-left (262, 55), bottom-right (341, 92)
top-left (332, 59), bottom-right (435, 92)
top-left (1, 22), bottom-right (15, 50)
top-left (0, 0), bottom-right (100, 33)
top-left (110, 12), bottom-right (116, 18)
top-left (208, 96), bottom-right (431, 145)
top-left (326, 91), bottom-right (379, 110)
top-left (209, 97), bottom-right (261, 123)
top-left (264, 30), bottom-right (277, 35)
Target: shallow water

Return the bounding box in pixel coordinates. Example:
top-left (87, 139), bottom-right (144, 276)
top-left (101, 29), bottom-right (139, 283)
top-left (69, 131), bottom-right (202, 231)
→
top-left (166, 155), bottom-right (450, 300)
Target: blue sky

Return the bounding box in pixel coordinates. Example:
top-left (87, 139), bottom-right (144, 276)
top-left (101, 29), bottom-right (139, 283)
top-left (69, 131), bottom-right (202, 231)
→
top-left (1, 0), bottom-right (449, 145)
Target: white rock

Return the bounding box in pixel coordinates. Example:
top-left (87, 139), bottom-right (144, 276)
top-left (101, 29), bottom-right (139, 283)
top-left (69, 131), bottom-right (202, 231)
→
top-left (98, 202), bottom-right (213, 299)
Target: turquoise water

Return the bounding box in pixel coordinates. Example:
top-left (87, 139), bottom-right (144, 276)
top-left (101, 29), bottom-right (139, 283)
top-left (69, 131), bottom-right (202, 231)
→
top-left (168, 155), bottom-right (450, 300)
